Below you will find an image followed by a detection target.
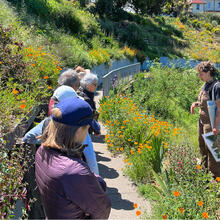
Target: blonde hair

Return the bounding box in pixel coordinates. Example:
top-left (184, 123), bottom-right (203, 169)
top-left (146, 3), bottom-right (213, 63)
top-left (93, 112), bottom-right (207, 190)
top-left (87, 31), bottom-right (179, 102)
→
top-left (40, 108), bottom-right (86, 154)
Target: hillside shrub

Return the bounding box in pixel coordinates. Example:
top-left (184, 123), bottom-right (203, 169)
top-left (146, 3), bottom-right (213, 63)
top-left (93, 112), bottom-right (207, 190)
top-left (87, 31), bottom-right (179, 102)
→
top-left (130, 65), bottom-right (201, 127)
top-left (0, 24), bottom-right (60, 133)
top-left (145, 145), bottom-right (220, 219)
top-left (0, 144), bottom-right (30, 218)
top-left (0, 23), bottom-right (60, 219)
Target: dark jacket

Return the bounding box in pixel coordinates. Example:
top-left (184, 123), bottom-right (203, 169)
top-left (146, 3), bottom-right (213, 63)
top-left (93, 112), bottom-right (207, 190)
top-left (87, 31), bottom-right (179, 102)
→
top-left (35, 145), bottom-right (111, 219)
top-left (78, 87), bottom-right (96, 111)
top-left (78, 87), bottom-right (99, 134)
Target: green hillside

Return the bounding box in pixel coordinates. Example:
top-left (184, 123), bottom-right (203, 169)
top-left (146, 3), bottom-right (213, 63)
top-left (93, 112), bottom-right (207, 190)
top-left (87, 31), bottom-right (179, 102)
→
top-left (1, 0), bottom-right (219, 68)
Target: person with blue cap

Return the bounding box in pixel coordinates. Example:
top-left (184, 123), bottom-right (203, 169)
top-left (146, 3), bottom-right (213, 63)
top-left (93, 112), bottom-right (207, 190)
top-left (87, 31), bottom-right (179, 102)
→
top-left (35, 96), bottom-right (111, 219)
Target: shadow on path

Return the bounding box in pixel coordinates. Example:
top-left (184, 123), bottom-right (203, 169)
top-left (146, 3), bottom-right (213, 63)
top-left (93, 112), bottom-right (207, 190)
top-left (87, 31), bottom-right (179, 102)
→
top-left (91, 134), bottom-right (105, 144)
top-left (107, 187), bottom-right (134, 211)
top-left (98, 163), bottom-right (119, 179)
top-left (96, 151), bottom-right (111, 162)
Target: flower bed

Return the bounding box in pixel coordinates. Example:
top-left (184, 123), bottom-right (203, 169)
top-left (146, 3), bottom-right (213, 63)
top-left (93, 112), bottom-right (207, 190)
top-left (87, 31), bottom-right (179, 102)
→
top-left (99, 94), bottom-right (180, 182)
top-left (0, 25), bottom-right (60, 218)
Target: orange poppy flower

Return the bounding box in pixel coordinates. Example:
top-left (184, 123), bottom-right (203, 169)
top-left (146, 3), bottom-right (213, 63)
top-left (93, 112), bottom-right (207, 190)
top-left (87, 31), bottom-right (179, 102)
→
top-left (128, 139), bottom-right (131, 142)
top-left (178, 208), bottom-right (184, 213)
top-left (120, 147), bottom-right (124, 151)
top-left (124, 159), bottom-right (129, 163)
top-left (20, 104), bottom-right (26, 109)
top-left (44, 76), bottom-right (49, 79)
top-left (197, 201), bottom-right (203, 206)
top-left (12, 89), bottom-right (19, 95)
top-left (197, 165), bottom-right (201, 170)
top-left (136, 211), bottom-right (141, 216)
top-left (130, 149), bottom-right (134, 155)
top-left (31, 64), bottom-right (35, 67)
top-left (161, 214), bottom-right (167, 219)
top-left (173, 191), bottom-right (180, 197)
top-left (216, 177), bottom-right (220, 182)
top-left (133, 203), bottom-right (138, 208)
top-left (128, 162), bottom-right (132, 166)
top-left (202, 212), bottom-right (208, 219)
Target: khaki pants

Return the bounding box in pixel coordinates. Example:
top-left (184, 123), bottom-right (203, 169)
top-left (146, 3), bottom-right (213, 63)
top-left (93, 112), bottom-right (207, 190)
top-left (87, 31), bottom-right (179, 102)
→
top-left (198, 120), bottom-right (220, 178)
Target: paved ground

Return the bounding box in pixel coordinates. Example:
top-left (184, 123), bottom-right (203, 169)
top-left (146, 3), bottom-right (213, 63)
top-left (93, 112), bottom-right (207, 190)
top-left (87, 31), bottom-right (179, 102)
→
top-left (93, 90), bottom-right (151, 219)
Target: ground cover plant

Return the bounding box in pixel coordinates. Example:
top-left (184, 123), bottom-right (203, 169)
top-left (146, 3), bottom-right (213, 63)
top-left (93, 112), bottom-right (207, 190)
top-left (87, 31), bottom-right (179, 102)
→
top-left (173, 17), bottom-right (220, 63)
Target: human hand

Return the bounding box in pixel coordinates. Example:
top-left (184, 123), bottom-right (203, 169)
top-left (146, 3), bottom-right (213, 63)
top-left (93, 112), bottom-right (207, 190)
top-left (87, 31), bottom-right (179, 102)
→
top-left (190, 102), bottom-right (198, 114)
top-left (213, 128), bottom-right (219, 136)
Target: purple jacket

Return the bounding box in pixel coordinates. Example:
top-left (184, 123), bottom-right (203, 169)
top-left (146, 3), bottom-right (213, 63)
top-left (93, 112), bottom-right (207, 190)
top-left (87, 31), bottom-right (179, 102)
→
top-left (35, 145), bottom-right (111, 219)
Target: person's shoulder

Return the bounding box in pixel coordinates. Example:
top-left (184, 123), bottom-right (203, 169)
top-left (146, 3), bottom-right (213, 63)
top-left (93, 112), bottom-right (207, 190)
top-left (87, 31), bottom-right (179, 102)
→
top-left (63, 157), bottom-right (91, 175)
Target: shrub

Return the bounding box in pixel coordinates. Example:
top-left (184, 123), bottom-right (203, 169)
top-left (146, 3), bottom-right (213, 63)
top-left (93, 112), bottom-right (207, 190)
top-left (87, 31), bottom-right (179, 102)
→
top-left (118, 22), bottom-right (146, 50)
top-left (130, 65), bottom-right (201, 126)
top-left (121, 46), bottom-right (137, 61)
top-left (152, 145), bottom-right (220, 219)
top-left (99, 94), bottom-right (180, 183)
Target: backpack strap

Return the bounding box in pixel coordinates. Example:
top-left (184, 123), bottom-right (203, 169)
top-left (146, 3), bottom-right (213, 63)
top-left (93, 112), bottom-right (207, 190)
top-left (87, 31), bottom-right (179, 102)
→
top-left (212, 82), bottom-right (220, 101)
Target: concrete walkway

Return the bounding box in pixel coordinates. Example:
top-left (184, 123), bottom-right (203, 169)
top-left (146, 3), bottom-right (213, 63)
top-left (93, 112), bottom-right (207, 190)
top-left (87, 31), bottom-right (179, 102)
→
top-left (93, 90), bottom-right (151, 219)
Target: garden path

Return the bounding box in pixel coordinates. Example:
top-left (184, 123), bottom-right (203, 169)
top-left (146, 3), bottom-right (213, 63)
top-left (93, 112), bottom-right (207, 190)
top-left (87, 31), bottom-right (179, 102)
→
top-left (93, 90), bottom-right (151, 219)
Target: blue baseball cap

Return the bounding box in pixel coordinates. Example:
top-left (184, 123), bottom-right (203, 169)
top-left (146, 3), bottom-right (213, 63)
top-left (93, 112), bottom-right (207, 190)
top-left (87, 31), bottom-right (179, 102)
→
top-left (52, 96), bottom-right (100, 132)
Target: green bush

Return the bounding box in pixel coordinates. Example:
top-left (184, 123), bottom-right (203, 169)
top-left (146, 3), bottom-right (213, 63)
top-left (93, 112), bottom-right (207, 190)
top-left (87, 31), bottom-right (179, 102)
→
top-left (151, 145), bottom-right (220, 219)
top-left (130, 65), bottom-right (201, 126)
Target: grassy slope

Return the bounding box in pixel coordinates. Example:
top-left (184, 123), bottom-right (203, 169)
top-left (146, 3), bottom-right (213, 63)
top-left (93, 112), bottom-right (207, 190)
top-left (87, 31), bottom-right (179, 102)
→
top-left (98, 14), bottom-right (220, 62)
top-left (0, 0), bottom-right (124, 68)
top-left (1, 0), bottom-right (219, 68)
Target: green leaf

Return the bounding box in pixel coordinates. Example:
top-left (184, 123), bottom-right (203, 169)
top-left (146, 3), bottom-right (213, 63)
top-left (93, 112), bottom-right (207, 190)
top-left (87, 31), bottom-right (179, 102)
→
top-left (152, 170), bottom-right (170, 196)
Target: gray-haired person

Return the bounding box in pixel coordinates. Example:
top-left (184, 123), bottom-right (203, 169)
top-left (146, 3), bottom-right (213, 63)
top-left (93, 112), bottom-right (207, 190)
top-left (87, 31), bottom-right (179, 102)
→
top-left (48, 68), bottom-right (80, 115)
top-left (78, 73), bottom-right (98, 115)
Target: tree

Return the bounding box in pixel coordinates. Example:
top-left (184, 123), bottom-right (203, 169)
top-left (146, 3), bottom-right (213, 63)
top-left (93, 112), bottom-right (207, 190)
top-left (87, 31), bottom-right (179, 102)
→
top-left (163, 0), bottom-right (190, 17)
top-left (96, 0), bottom-right (168, 17)
top-left (129, 0), bottom-right (168, 15)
